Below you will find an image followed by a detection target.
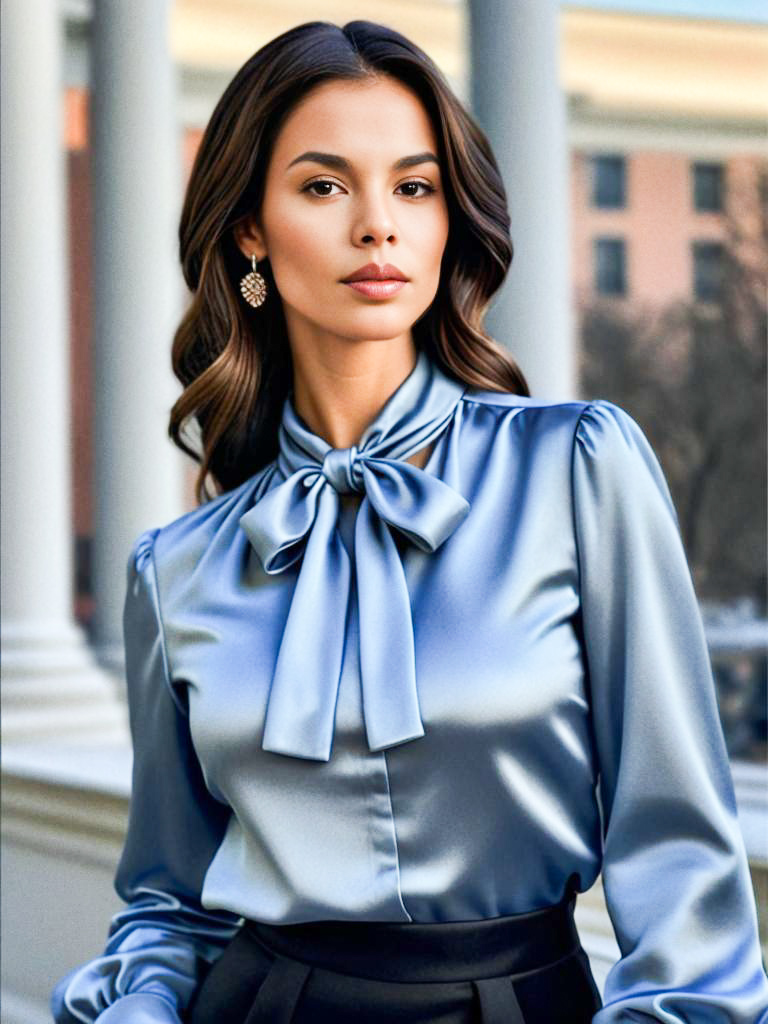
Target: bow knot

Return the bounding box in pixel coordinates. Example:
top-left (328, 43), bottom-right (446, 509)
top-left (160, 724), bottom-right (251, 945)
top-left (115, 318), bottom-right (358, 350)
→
top-left (239, 351), bottom-right (469, 761)
top-left (321, 445), bottom-right (361, 493)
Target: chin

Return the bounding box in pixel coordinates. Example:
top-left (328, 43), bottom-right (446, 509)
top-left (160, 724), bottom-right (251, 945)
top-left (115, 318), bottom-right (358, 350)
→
top-left (328, 311), bottom-right (416, 339)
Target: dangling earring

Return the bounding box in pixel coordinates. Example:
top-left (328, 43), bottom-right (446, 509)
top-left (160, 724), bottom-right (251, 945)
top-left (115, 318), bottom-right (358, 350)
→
top-left (239, 253), bottom-right (268, 308)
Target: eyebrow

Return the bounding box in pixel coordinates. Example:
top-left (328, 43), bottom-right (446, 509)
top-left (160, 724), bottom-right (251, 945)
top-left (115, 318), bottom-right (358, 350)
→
top-left (286, 151), bottom-right (440, 173)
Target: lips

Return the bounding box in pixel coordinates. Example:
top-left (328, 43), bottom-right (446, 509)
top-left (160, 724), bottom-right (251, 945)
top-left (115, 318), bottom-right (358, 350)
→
top-left (341, 262), bottom-right (409, 283)
top-left (344, 279), bottom-right (407, 299)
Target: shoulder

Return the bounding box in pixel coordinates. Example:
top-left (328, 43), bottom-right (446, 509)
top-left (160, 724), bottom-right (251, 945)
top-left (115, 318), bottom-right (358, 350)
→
top-left (569, 398), bottom-right (678, 527)
top-left (572, 397), bottom-right (651, 455)
top-left (463, 389), bottom-right (654, 453)
top-left (458, 386), bottom-right (596, 450)
top-left (126, 461), bottom-right (279, 582)
top-left (460, 390), bottom-right (666, 490)
top-left (463, 388), bottom-right (638, 427)
top-left (571, 398), bottom-right (667, 488)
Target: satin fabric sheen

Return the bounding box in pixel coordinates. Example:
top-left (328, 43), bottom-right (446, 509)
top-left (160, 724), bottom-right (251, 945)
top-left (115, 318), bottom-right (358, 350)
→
top-left (238, 351), bottom-right (470, 760)
top-left (51, 350), bottom-right (768, 1023)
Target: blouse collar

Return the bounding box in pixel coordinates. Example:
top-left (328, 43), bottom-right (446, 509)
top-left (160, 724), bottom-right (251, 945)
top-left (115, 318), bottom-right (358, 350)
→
top-left (239, 348), bottom-right (470, 761)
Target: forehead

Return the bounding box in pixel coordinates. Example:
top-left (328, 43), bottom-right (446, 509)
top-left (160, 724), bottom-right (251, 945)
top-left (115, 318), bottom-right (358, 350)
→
top-left (271, 77), bottom-right (438, 167)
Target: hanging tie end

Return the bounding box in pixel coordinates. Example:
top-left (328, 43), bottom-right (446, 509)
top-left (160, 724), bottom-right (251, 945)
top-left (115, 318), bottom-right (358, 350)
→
top-left (365, 722), bottom-right (426, 754)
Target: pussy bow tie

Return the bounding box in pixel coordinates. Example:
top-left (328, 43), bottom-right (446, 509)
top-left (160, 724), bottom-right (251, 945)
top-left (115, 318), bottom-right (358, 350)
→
top-left (238, 350), bottom-right (470, 761)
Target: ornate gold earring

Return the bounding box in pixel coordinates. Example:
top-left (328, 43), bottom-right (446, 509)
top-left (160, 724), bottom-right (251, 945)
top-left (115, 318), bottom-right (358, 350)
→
top-left (239, 253), bottom-right (268, 308)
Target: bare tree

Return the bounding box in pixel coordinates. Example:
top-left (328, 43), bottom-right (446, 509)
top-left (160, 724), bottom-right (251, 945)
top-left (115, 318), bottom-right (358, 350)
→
top-left (578, 161), bottom-right (767, 615)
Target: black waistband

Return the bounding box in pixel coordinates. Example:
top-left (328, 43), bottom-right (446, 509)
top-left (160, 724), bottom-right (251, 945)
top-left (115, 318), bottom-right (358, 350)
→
top-left (242, 889), bottom-right (580, 985)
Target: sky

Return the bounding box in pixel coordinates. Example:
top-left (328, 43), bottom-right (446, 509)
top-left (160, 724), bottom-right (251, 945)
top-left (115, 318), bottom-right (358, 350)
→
top-left (563, 0), bottom-right (768, 23)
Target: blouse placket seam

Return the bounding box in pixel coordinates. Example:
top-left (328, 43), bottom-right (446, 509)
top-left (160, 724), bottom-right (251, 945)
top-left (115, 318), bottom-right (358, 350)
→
top-left (379, 749), bottom-right (413, 922)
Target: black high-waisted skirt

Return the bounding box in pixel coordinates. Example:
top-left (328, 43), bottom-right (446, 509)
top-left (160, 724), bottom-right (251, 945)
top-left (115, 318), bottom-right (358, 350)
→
top-left (186, 888), bottom-right (603, 1023)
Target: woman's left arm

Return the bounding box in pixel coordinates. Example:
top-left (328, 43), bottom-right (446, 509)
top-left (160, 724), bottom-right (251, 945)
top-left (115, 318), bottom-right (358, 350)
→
top-left (571, 399), bottom-right (768, 1024)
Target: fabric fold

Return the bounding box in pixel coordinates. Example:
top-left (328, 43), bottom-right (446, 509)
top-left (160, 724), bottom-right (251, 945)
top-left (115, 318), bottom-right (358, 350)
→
top-left (238, 349), bottom-right (469, 761)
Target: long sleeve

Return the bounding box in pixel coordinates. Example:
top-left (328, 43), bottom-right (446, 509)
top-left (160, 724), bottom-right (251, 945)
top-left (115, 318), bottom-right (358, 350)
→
top-left (50, 528), bottom-right (242, 1024)
top-left (571, 399), bottom-right (768, 1023)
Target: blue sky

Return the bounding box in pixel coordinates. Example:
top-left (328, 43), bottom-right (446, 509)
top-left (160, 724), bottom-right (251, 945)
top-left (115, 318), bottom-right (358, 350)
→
top-left (563, 0), bottom-right (768, 23)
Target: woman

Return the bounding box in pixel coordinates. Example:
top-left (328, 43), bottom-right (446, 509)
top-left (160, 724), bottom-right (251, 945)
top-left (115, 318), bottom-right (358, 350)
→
top-left (51, 19), bottom-right (768, 1024)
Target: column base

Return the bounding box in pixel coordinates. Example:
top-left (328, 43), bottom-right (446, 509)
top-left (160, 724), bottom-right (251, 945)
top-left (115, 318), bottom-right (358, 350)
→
top-left (1, 621), bottom-right (129, 745)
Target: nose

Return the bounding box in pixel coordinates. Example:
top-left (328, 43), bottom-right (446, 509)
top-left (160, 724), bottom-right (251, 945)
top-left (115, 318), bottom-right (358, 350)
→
top-left (353, 188), bottom-right (397, 247)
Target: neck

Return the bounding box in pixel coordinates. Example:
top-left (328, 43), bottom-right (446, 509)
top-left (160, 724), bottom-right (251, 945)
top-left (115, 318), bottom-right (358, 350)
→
top-left (289, 337), bottom-right (420, 451)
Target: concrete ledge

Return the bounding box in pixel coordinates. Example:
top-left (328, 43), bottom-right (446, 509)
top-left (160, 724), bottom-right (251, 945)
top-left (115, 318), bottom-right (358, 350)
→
top-left (1, 743), bottom-right (131, 1019)
top-left (1, 989), bottom-right (51, 1024)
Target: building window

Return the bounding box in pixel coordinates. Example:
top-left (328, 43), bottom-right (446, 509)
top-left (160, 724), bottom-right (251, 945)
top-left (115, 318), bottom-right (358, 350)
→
top-left (592, 154), bottom-right (626, 208)
top-left (692, 240), bottom-right (725, 302)
top-left (693, 162), bottom-right (725, 212)
top-left (594, 237), bottom-right (627, 296)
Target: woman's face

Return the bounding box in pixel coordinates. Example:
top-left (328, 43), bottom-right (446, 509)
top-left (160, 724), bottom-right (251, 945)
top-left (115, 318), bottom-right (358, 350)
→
top-left (234, 75), bottom-right (450, 350)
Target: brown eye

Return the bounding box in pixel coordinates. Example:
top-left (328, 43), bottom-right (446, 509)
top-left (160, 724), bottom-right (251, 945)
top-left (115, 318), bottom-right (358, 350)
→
top-left (397, 181), bottom-right (437, 198)
top-left (302, 180), bottom-right (342, 197)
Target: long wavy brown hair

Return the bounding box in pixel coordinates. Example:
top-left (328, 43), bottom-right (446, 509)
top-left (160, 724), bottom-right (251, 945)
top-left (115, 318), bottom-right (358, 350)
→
top-left (171, 19), bottom-right (529, 503)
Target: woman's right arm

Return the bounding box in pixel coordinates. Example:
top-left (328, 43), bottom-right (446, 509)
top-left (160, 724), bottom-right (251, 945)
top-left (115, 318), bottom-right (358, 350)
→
top-left (51, 528), bottom-right (242, 1023)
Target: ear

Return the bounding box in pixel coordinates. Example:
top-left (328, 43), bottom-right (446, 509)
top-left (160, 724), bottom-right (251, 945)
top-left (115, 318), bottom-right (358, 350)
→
top-left (232, 215), bottom-right (267, 263)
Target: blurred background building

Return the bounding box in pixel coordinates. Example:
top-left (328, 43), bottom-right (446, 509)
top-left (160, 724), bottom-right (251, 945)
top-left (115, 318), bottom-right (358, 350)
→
top-left (2, 0), bottom-right (766, 1020)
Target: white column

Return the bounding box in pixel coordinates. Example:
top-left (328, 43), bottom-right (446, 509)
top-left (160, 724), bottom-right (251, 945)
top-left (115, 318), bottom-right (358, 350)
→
top-left (0, 0), bottom-right (126, 743)
top-left (468, 0), bottom-right (575, 400)
top-left (90, 0), bottom-right (185, 669)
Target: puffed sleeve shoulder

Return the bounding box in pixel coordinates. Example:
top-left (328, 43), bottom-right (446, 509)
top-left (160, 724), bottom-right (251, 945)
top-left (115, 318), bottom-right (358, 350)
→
top-left (50, 528), bottom-right (242, 1023)
top-left (571, 399), bottom-right (768, 1023)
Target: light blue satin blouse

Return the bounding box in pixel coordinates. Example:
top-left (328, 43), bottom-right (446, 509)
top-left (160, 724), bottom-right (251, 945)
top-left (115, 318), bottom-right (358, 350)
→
top-left (51, 349), bottom-right (768, 1023)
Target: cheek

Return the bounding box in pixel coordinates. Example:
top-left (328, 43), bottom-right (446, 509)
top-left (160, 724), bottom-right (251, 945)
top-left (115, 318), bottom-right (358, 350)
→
top-left (261, 201), bottom-right (326, 279)
top-left (279, 231), bottom-right (324, 272)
